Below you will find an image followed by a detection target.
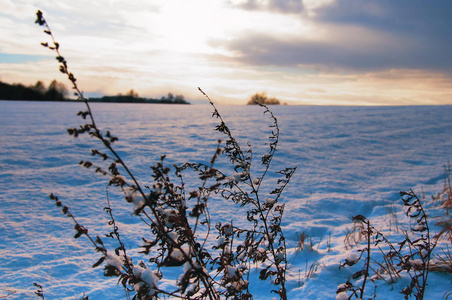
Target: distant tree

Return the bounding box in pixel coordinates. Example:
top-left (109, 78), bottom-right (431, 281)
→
top-left (31, 80), bottom-right (47, 95)
top-left (126, 89), bottom-right (139, 98)
top-left (247, 92), bottom-right (280, 105)
top-left (163, 92), bottom-right (174, 102)
top-left (45, 80), bottom-right (68, 101)
top-left (174, 94), bottom-right (186, 104)
top-left (159, 93), bottom-right (189, 104)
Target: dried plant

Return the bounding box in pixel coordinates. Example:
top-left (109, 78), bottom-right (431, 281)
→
top-left (36, 10), bottom-right (296, 300)
top-left (386, 201), bottom-right (401, 233)
top-left (430, 164), bottom-right (452, 277)
top-left (344, 219), bottom-right (366, 251)
top-left (305, 260), bottom-right (324, 279)
top-left (296, 232), bottom-right (308, 252)
top-left (431, 245), bottom-right (452, 273)
top-left (33, 283), bottom-right (44, 300)
top-left (433, 163), bottom-right (452, 242)
top-left (338, 215), bottom-right (373, 299)
top-left (338, 190), bottom-right (441, 300)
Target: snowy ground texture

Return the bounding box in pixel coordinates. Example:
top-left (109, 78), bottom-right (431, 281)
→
top-left (0, 101), bottom-right (451, 299)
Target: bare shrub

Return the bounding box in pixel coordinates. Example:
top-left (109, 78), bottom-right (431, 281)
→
top-left (36, 10), bottom-right (296, 300)
top-left (338, 190), bottom-right (441, 300)
top-left (247, 92), bottom-right (281, 105)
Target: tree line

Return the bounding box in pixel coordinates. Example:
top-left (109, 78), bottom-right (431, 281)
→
top-left (0, 79), bottom-right (68, 101)
top-left (0, 81), bottom-right (190, 104)
top-left (89, 89), bottom-right (189, 104)
top-left (1, 79), bottom-right (278, 106)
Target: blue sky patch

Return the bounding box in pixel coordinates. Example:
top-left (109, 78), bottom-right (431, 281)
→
top-left (0, 53), bottom-right (49, 64)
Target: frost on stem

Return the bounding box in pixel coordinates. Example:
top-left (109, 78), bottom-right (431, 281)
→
top-left (132, 263), bottom-right (160, 297)
top-left (122, 186), bottom-right (147, 213)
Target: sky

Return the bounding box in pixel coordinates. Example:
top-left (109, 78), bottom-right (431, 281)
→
top-left (1, 0), bottom-right (452, 105)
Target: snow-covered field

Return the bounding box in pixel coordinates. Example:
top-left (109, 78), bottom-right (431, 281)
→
top-left (0, 101), bottom-right (451, 299)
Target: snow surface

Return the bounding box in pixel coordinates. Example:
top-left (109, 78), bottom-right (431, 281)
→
top-left (0, 101), bottom-right (451, 299)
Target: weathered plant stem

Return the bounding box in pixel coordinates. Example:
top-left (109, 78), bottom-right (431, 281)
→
top-left (38, 10), bottom-right (295, 299)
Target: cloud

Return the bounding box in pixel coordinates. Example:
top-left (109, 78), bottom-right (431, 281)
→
top-left (222, 30), bottom-right (452, 73)
top-left (315, 0), bottom-right (452, 37)
top-left (219, 0), bottom-right (452, 74)
top-left (228, 0), bottom-right (304, 14)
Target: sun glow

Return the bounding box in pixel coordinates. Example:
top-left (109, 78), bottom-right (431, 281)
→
top-left (146, 2), bottom-right (234, 55)
top-left (140, 1), bottom-right (315, 57)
